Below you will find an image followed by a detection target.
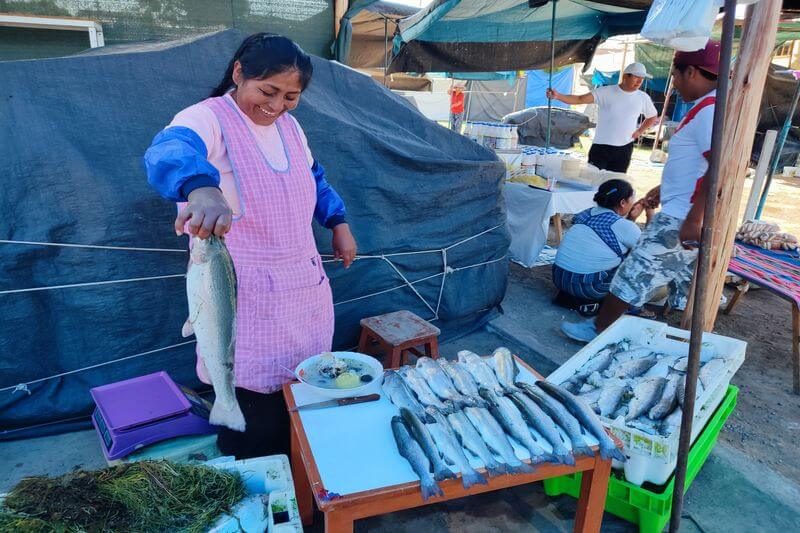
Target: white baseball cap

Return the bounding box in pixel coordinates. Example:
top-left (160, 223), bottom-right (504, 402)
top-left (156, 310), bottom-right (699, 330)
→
top-left (623, 62), bottom-right (652, 79)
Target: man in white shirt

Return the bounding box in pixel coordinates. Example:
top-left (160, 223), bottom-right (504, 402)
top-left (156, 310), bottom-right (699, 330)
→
top-left (547, 62), bottom-right (658, 172)
top-left (562, 42), bottom-right (721, 343)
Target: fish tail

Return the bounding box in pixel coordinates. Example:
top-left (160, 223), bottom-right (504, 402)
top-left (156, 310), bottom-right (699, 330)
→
top-left (419, 477), bottom-right (445, 501)
top-left (508, 461), bottom-right (536, 475)
top-left (459, 467), bottom-right (488, 489)
top-left (209, 399), bottom-right (246, 432)
top-left (433, 464), bottom-right (457, 482)
top-left (484, 461), bottom-right (508, 478)
top-left (571, 444), bottom-right (595, 458)
top-left (600, 444), bottom-right (627, 463)
top-left (554, 446), bottom-right (576, 466)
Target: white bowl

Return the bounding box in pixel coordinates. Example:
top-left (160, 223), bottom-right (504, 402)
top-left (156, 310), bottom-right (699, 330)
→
top-left (295, 351), bottom-right (384, 399)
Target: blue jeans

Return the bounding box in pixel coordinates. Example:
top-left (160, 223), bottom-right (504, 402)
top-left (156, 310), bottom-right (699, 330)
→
top-left (552, 264), bottom-right (616, 302)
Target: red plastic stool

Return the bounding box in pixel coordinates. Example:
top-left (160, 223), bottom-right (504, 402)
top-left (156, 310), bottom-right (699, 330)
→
top-left (358, 310), bottom-right (441, 368)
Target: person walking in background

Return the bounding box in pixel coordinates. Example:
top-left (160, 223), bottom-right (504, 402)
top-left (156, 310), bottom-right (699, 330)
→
top-left (547, 62), bottom-right (658, 173)
top-left (449, 81), bottom-right (466, 132)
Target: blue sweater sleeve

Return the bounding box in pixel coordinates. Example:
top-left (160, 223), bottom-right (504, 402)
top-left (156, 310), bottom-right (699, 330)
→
top-left (144, 126), bottom-right (220, 202)
top-left (312, 160), bottom-right (347, 229)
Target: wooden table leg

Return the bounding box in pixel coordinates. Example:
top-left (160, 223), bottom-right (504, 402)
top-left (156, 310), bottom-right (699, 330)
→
top-left (390, 347), bottom-right (403, 368)
top-left (553, 214), bottom-right (563, 245)
top-left (723, 280), bottom-right (750, 315)
top-left (425, 338), bottom-right (440, 359)
top-left (324, 509), bottom-right (354, 533)
top-left (357, 328), bottom-right (371, 355)
top-left (573, 456), bottom-right (611, 533)
top-left (793, 304), bottom-right (799, 394)
top-left (290, 423), bottom-right (315, 526)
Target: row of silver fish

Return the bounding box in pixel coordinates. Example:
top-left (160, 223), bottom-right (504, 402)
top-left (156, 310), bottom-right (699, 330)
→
top-left (560, 339), bottom-right (729, 437)
top-left (386, 348), bottom-right (627, 500)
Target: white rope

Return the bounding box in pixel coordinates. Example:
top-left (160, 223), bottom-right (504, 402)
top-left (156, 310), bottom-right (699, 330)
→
top-left (444, 224), bottom-right (505, 251)
top-left (0, 273), bottom-right (186, 295)
top-left (1, 340), bottom-right (197, 395)
top-left (382, 257), bottom-right (437, 316)
top-left (434, 249), bottom-right (448, 316)
top-left (0, 239), bottom-right (187, 253)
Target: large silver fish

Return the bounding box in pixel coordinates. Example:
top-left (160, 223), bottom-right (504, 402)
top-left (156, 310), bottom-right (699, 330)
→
top-left (612, 347), bottom-right (655, 364)
top-left (416, 357), bottom-right (483, 408)
top-left (562, 343), bottom-right (621, 391)
top-left (391, 415), bottom-right (443, 501)
top-left (626, 377), bottom-right (667, 421)
top-left (676, 374), bottom-right (705, 408)
top-left (479, 388), bottom-right (550, 464)
top-left (659, 407), bottom-right (683, 436)
top-left (508, 390), bottom-right (575, 466)
top-left (604, 356), bottom-right (657, 380)
top-left (597, 378), bottom-right (629, 418)
top-left (535, 381), bottom-right (626, 462)
top-left (464, 407), bottom-right (535, 474)
top-left (447, 410), bottom-right (508, 477)
top-left (648, 373), bottom-right (681, 420)
top-left (457, 350), bottom-right (505, 394)
top-left (699, 357), bottom-right (726, 389)
top-left (492, 347), bottom-right (521, 392)
top-left (516, 381), bottom-right (593, 458)
top-left (400, 408), bottom-right (456, 482)
top-left (426, 408), bottom-right (488, 489)
top-left (384, 370), bottom-right (434, 423)
top-left (182, 236), bottom-right (244, 432)
top-left (397, 366), bottom-right (454, 413)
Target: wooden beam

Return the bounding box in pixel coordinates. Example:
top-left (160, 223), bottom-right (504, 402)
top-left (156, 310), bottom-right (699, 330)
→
top-left (681, 0), bottom-right (782, 331)
top-left (334, 0), bottom-right (348, 37)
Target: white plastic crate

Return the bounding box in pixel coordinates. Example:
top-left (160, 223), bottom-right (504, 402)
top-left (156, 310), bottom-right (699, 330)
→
top-left (547, 315), bottom-right (745, 486)
top-left (208, 454), bottom-right (302, 532)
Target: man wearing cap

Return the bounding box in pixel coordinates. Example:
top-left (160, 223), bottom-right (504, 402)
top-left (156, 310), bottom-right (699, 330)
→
top-left (547, 62), bottom-right (658, 173)
top-left (561, 42), bottom-right (721, 343)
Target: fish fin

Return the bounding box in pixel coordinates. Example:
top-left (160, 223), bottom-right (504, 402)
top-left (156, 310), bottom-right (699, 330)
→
top-left (460, 468), bottom-right (488, 489)
top-left (572, 445), bottom-right (595, 458)
top-left (600, 444), bottom-right (627, 463)
top-left (508, 461), bottom-right (536, 475)
top-left (556, 450), bottom-right (576, 466)
top-left (181, 319), bottom-right (194, 338)
top-left (419, 478), bottom-right (445, 501)
top-left (433, 464), bottom-right (457, 482)
top-left (209, 400), bottom-right (246, 432)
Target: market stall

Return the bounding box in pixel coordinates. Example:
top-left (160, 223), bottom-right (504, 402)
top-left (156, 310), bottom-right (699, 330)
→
top-left (284, 355), bottom-right (614, 533)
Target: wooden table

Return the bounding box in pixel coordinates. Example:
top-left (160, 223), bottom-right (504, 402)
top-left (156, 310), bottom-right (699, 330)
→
top-left (283, 358), bottom-right (613, 533)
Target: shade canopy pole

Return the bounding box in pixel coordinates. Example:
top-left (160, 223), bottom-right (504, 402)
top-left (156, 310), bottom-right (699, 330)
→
top-left (545, 0), bottom-right (557, 149)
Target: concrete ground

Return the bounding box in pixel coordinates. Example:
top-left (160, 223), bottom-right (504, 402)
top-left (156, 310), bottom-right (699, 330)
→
top-left (2, 267), bottom-right (800, 531)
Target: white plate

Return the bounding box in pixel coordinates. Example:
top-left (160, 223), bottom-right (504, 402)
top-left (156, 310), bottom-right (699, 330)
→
top-left (295, 351), bottom-right (384, 399)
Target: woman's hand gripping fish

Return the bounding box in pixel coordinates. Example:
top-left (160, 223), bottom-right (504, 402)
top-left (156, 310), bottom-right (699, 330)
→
top-left (183, 235), bottom-right (245, 432)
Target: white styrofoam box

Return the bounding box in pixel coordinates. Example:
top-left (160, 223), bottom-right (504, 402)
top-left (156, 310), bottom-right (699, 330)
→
top-left (209, 454), bottom-right (301, 532)
top-left (547, 315), bottom-right (746, 486)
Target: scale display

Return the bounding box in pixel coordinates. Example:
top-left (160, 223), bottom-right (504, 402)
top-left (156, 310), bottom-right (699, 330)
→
top-left (90, 371), bottom-right (215, 460)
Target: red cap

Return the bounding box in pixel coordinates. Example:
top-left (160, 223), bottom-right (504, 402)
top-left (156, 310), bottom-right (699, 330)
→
top-left (674, 41), bottom-right (721, 76)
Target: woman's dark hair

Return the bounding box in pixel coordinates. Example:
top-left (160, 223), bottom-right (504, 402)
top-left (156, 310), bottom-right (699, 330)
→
top-left (674, 62), bottom-right (718, 82)
top-left (593, 178), bottom-right (634, 209)
top-left (210, 33), bottom-right (313, 97)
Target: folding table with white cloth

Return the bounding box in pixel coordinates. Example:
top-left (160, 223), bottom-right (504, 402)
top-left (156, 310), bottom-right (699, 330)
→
top-left (504, 181), bottom-right (596, 268)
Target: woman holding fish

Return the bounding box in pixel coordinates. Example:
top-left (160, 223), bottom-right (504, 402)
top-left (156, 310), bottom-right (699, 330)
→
top-left (144, 33), bottom-right (357, 458)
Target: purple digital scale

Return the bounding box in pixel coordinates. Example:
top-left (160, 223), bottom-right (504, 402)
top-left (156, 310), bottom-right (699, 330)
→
top-left (90, 371), bottom-right (215, 460)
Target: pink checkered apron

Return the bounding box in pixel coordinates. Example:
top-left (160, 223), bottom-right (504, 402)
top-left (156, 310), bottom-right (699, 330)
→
top-left (195, 96), bottom-right (334, 393)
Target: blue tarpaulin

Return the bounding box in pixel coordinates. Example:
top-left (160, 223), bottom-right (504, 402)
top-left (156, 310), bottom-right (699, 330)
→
top-left (525, 67), bottom-right (574, 108)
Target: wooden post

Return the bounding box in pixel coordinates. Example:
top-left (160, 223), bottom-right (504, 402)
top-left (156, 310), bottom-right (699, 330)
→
top-left (334, 0), bottom-right (348, 37)
top-left (743, 129), bottom-right (777, 222)
top-left (681, 0), bottom-right (782, 332)
top-left (652, 74), bottom-right (674, 153)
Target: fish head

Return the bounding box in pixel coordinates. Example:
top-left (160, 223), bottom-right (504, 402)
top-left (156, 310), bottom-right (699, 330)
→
top-left (416, 357), bottom-right (436, 370)
top-left (477, 387), bottom-right (496, 403)
top-left (190, 235), bottom-right (225, 264)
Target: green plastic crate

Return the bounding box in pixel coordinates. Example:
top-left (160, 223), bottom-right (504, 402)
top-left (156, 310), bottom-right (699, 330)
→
top-left (543, 385), bottom-right (739, 533)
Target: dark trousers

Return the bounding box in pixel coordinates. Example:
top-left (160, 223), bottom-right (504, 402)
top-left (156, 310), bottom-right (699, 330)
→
top-left (217, 387), bottom-right (290, 460)
top-left (588, 142), bottom-right (635, 173)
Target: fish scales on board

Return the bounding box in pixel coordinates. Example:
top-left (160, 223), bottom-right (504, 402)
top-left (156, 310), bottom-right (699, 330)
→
top-left (535, 381), bottom-right (626, 462)
top-left (391, 415), bottom-right (443, 501)
top-left (182, 236), bottom-right (245, 432)
top-left (426, 408), bottom-right (488, 489)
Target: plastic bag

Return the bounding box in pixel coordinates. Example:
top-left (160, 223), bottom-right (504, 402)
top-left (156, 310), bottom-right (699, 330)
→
top-left (641, 0), bottom-right (722, 51)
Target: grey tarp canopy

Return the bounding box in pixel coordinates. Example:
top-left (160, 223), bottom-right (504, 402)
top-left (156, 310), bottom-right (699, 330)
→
top-left (388, 0), bottom-right (652, 73)
top-left (0, 30), bottom-right (508, 438)
top-left (346, 1), bottom-right (421, 68)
